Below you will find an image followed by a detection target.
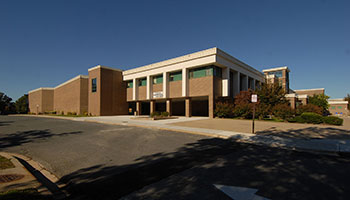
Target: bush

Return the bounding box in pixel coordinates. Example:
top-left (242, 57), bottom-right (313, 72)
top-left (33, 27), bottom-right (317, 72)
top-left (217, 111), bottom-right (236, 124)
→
top-left (288, 116), bottom-right (304, 123)
top-left (214, 102), bottom-right (234, 118)
top-left (296, 104), bottom-right (323, 115)
top-left (161, 112), bottom-right (169, 117)
top-left (323, 116), bottom-right (343, 126)
top-left (272, 104), bottom-right (295, 120)
top-left (300, 112), bottom-right (323, 124)
top-left (83, 112), bottom-right (88, 116)
top-left (150, 112), bottom-right (160, 117)
top-left (233, 104), bottom-right (252, 119)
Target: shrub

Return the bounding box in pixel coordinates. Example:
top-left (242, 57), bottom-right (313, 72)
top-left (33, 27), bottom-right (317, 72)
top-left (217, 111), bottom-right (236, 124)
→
top-left (272, 104), bottom-right (295, 120)
top-left (300, 112), bottom-right (323, 124)
top-left (288, 116), bottom-right (305, 123)
top-left (233, 104), bottom-right (252, 119)
top-left (83, 112), bottom-right (88, 116)
top-left (214, 102), bottom-right (234, 118)
top-left (150, 112), bottom-right (160, 117)
top-left (71, 112), bottom-right (77, 116)
top-left (323, 116), bottom-right (343, 126)
top-left (67, 112), bottom-right (72, 115)
top-left (161, 112), bottom-right (169, 117)
top-left (296, 104), bottom-right (323, 115)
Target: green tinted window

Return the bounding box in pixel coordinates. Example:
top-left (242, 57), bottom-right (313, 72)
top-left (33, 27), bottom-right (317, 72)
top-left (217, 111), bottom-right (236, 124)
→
top-left (169, 71), bottom-right (182, 82)
top-left (138, 78), bottom-right (147, 86)
top-left (127, 81), bottom-right (133, 88)
top-left (338, 106), bottom-right (343, 109)
top-left (189, 66), bottom-right (213, 79)
top-left (153, 75), bottom-right (163, 84)
top-left (331, 106), bottom-right (336, 109)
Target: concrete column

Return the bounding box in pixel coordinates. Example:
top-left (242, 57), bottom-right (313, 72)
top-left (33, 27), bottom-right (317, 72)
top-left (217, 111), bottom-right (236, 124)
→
top-left (222, 67), bottom-right (230, 97)
top-left (233, 71), bottom-right (240, 96)
top-left (146, 75), bottom-right (151, 100)
top-left (136, 101), bottom-right (141, 115)
top-left (163, 72), bottom-right (168, 98)
top-left (252, 79), bottom-right (256, 91)
top-left (245, 75), bottom-right (249, 91)
top-left (132, 78), bottom-right (137, 101)
top-left (185, 98), bottom-right (192, 117)
top-left (150, 100), bottom-right (155, 114)
top-left (182, 68), bottom-right (188, 97)
top-left (166, 99), bottom-right (172, 115)
top-left (209, 95), bottom-right (215, 118)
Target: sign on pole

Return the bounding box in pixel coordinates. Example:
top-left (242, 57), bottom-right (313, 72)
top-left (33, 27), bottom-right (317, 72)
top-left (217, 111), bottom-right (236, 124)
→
top-left (251, 94), bottom-right (258, 103)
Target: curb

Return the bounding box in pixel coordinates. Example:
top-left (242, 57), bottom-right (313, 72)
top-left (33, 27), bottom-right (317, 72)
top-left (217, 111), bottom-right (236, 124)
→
top-left (3, 152), bottom-right (67, 199)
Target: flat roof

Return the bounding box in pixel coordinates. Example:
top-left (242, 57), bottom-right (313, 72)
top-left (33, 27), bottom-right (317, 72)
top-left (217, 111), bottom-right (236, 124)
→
top-left (88, 65), bottom-right (123, 72)
top-left (263, 66), bottom-right (290, 73)
top-left (55, 75), bottom-right (88, 89)
top-left (28, 87), bottom-right (54, 94)
top-left (294, 88), bottom-right (325, 92)
top-left (123, 47), bottom-right (263, 77)
top-left (328, 101), bottom-right (348, 105)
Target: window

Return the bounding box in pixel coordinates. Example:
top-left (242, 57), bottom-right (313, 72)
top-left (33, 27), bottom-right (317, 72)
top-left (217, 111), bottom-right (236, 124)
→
top-left (153, 75), bottom-right (163, 84)
top-left (127, 81), bottom-right (133, 88)
top-left (213, 67), bottom-right (222, 78)
top-left (338, 106), bottom-right (343, 109)
top-left (138, 78), bottom-right (147, 86)
top-left (268, 70), bottom-right (283, 78)
top-left (189, 66), bottom-right (221, 79)
top-left (331, 106), bottom-right (336, 110)
top-left (92, 78), bottom-right (97, 92)
top-left (169, 71), bottom-right (182, 82)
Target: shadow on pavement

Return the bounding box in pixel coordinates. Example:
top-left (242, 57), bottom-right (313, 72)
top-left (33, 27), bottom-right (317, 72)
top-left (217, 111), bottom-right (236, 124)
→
top-left (0, 130), bottom-right (82, 149)
top-left (59, 138), bottom-right (350, 200)
top-left (256, 126), bottom-right (350, 140)
top-left (0, 120), bottom-right (14, 127)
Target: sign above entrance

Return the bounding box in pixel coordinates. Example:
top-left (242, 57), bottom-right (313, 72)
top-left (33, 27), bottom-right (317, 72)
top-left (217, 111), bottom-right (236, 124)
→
top-left (153, 91), bottom-right (163, 98)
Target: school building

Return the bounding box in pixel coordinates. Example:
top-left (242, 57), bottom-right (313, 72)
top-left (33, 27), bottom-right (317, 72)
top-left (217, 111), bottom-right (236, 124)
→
top-left (28, 48), bottom-right (264, 118)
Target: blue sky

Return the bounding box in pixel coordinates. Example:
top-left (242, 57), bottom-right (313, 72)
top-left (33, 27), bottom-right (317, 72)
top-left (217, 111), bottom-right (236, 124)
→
top-left (1, 0), bottom-right (349, 101)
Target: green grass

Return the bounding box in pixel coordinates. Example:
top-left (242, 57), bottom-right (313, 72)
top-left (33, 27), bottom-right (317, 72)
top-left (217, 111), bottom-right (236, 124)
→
top-left (0, 155), bottom-right (15, 169)
top-left (0, 189), bottom-right (51, 200)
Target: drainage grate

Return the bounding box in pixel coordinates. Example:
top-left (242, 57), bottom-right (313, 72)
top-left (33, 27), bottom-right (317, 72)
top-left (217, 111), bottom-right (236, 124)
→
top-left (0, 174), bottom-right (24, 183)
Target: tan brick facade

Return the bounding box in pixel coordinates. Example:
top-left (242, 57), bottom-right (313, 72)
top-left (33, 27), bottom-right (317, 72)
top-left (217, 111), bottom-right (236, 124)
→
top-left (28, 88), bottom-right (54, 114)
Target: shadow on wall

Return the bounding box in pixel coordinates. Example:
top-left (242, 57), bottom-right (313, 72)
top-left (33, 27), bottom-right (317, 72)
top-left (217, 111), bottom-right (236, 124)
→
top-left (256, 127), bottom-right (350, 140)
top-left (0, 129), bottom-right (82, 149)
top-left (58, 138), bottom-right (350, 200)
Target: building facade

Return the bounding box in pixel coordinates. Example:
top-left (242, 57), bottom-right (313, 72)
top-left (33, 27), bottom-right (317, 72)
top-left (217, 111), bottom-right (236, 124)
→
top-left (328, 99), bottom-right (349, 116)
top-left (28, 47), bottom-right (264, 118)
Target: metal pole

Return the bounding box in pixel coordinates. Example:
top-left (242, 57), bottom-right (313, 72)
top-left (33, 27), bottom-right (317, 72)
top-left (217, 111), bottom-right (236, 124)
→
top-left (252, 103), bottom-right (256, 134)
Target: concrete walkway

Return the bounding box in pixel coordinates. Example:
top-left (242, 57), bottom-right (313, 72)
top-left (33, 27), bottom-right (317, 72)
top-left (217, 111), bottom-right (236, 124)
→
top-left (71, 115), bottom-right (350, 154)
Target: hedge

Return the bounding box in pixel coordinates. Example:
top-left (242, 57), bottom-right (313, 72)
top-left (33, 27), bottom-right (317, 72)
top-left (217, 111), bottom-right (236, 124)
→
top-left (323, 116), bottom-right (343, 126)
top-left (288, 113), bottom-right (343, 126)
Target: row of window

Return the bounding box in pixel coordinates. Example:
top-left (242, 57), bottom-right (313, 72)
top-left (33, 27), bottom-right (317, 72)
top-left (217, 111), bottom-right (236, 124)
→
top-left (331, 106), bottom-right (343, 109)
top-left (127, 66), bottom-right (223, 88)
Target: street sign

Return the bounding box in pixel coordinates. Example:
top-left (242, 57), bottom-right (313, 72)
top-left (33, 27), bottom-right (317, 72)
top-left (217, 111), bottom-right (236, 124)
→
top-left (251, 94), bottom-right (258, 103)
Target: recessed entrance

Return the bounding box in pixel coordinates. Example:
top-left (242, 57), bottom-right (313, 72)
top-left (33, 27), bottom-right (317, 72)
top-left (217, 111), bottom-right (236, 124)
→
top-left (192, 96), bottom-right (209, 117)
top-left (141, 102), bottom-right (150, 115)
top-left (172, 99), bottom-right (185, 116)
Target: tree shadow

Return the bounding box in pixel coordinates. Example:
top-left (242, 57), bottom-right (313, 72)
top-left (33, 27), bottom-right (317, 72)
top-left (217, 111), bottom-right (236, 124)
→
top-left (256, 126), bottom-right (350, 140)
top-left (0, 129), bottom-right (82, 149)
top-left (0, 121), bottom-right (14, 127)
top-left (58, 138), bottom-right (350, 200)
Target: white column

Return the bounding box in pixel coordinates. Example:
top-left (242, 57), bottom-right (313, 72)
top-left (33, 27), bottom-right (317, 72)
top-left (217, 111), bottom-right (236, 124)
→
top-left (132, 78), bottom-right (137, 100)
top-left (163, 72), bottom-right (168, 98)
top-left (222, 67), bottom-right (230, 97)
top-left (182, 68), bottom-right (188, 97)
top-left (147, 75), bottom-right (152, 99)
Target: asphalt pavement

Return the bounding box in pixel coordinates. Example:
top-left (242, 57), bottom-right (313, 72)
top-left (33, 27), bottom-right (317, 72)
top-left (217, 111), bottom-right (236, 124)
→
top-left (2, 115), bottom-right (350, 200)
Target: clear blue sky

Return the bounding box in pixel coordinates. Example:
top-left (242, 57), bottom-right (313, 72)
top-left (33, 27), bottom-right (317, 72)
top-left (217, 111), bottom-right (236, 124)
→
top-left (1, 0), bottom-right (349, 101)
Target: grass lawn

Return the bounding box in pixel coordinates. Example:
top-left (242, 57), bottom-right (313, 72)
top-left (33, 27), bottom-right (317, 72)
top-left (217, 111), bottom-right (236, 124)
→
top-left (0, 189), bottom-right (51, 200)
top-left (0, 155), bottom-right (15, 170)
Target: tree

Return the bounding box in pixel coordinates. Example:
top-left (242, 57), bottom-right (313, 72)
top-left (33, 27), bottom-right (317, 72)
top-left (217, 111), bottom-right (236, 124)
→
top-left (15, 94), bottom-right (29, 114)
top-left (256, 81), bottom-right (288, 116)
top-left (308, 94), bottom-right (330, 115)
top-left (0, 92), bottom-right (15, 115)
top-left (345, 94), bottom-right (350, 109)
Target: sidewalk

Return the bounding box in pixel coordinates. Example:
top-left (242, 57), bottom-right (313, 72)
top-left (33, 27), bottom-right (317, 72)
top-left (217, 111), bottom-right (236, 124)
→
top-left (74, 115), bottom-right (350, 154)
